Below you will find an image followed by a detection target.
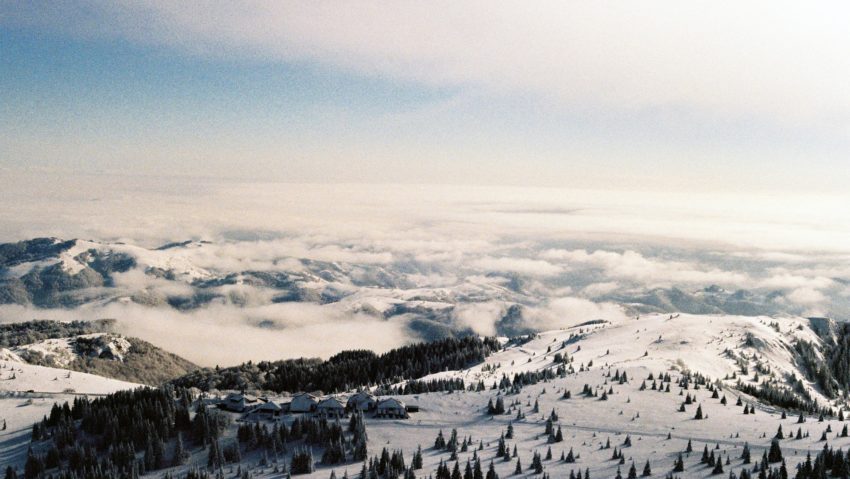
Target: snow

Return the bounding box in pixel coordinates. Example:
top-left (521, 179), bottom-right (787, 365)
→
top-left (10, 333), bottom-right (133, 368)
top-left (3, 312), bottom-right (845, 478)
top-left (110, 242), bottom-right (214, 281)
top-left (0, 360), bottom-right (139, 395)
top-left (288, 313), bottom-right (844, 479)
top-left (0, 361), bottom-right (141, 470)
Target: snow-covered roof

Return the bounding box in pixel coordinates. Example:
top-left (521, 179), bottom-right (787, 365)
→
top-left (377, 398), bottom-right (406, 409)
top-left (253, 401), bottom-right (282, 411)
top-left (225, 393), bottom-right (257, 403)
top-left (347, 391), bottom-right (376, 403)
top-left (317, 397), bottom-right (345, 409)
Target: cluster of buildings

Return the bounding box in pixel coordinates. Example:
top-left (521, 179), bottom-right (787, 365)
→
top-left (217, 391), bottom-right (414, 420)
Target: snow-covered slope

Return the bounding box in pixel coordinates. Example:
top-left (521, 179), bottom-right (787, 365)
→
top-left (315, 314), bottom-right (845, 479)
top-left (0, 361), bottom-right (140, 469)
top-left (420, 313), bottom-right (829, 405)
top-left (5, 313), bottom-right (847, 478)
top-left (9, 333), bottom-right (132, 368)
top-left (0, 359), bottom-right (139, 395)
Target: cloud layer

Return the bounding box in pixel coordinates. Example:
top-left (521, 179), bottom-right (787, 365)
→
top-left (1, 173), bottom-right (848, 365)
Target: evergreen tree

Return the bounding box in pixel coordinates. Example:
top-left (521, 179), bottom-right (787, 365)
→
top-left (767, 440), bottom-right (783, 464)
top-left (486, 461), bottom-right (499, 479)
top-left (694, 405), bottom-right (704, 420)
top-left (641, 460), bottom-right (651, 477)
top-left (672, 453), bottom-right (684, 472)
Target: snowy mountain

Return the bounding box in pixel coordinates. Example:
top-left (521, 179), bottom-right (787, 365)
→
top-left (0, 320), bottom-right (198, 386)
top-left (7, 312), bottom-right (850, 478)
top-left (0, 237), bottom-right (826, 347)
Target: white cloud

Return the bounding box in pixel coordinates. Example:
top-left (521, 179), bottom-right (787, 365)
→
top-left (1, 174), bottom-right (849, 364)
top-left (0, 302), bottom-right (409, 367)
top-left (453, 302), bottom-right (505, 336)
top-left (471, 257), bottom-right (562, 277)
top-left (787, 287), bottom-right (826, 306)
top-left (5, 1), bottom-right (849, 123)
top-left (529, 297), bottom-right (628, 331)
top-left (582, 282), bottom-right (620, 298)
top-left (542, 248), bottom-right (749, 287)
top-left (758, 272), bottom-right (835, 291)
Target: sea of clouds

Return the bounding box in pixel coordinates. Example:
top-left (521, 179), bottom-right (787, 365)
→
top-left (1, 171), bottom-right (848, 366)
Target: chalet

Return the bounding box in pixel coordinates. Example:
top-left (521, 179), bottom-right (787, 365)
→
top-left (289, 393), bottom-right (318, 413)
top-left (316, 397), bottom-right (346, 418)
top-left (346, 391), bottom-right (377, 412)
top-left (221, 393), bottom-right (258, 413)
top-left (248, 400), bottom-right (282, 417)
top-left (375, 398), bottom-right (408, 418)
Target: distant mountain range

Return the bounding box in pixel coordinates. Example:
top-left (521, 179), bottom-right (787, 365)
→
top-left (0, 237), bottom-right (810, 340)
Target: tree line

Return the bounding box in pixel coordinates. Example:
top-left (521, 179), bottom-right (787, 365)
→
top-left (172, 336), bottom-right (501, 393)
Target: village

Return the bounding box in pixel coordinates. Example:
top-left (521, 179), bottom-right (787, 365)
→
top-left (211, 390), bottom-right (418, 422)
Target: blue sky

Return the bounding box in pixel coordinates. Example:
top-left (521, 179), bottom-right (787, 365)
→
top-left (1, 2), bottom-right (849, 191)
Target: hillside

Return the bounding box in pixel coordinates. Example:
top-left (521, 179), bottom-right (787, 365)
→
top-left (0, 360), bottom-right (141, 471)
top-left (0, 320), bottom-right (198, 386)
top-left (10, 313), bottom-right (850, 479)
top-left (171, 336), bottom-right (501, 393)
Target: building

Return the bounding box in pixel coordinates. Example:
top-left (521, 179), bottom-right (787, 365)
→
top-left (375, 398), bottom-right (408, 418)
top-left (248, 400), bottom-right (282, 418)
top-left (316, 397), bottom-right (346, 418)
top-left (289, 393), bottom-right (318, 413)
top-left (221, 393), bottom-right (258, 413)
top-left (346, 391), bottom-right (377, 412)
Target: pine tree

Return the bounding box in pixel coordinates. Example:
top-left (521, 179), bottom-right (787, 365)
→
top-left (486, 461), bottom-right (499, 479)
top-left (435, 430), bottom-right (447, 449)
top-left (767, 439), bottom-right (783, 463)
top-left (636, 460), bottom-right (649, 477)
top-left (173, 432), bottom-right (188, 466)
top-left (412, 446), bottom-right (423, 469)
top-left (531, 452), bottom-right (543, 474)
top-left (741, 443), bottom-right (751, 464)
top-left (672, 453), bottom-right (684, 472)
top-left (711, 457), bottom-right (723, 475)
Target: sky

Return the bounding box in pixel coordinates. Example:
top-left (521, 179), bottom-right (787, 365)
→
top-left (2, 1), bottom-right (849, 191)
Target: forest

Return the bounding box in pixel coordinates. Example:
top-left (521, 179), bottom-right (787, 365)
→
top-left (171, 336), bottom-right (501, 393)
